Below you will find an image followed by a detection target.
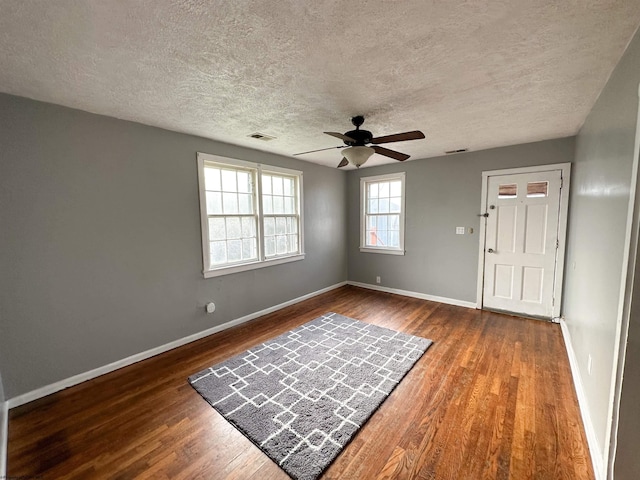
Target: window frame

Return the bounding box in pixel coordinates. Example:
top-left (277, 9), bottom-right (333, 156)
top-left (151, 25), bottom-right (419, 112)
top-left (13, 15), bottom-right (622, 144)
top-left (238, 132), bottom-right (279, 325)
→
top-left (197, 152), bottom-right (304, 278)
top-left (359, 172), bottom-right (406, 255)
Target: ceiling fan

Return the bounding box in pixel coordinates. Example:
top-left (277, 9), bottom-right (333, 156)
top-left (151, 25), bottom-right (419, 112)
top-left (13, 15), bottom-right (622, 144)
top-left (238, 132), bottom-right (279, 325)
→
top-left (294, 116), bottom-right (425, 168)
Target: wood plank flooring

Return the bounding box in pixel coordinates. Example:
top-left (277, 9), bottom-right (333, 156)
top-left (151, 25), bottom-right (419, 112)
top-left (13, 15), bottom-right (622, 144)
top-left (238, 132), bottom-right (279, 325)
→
top-left (8, 286), bottom-right (594, 479)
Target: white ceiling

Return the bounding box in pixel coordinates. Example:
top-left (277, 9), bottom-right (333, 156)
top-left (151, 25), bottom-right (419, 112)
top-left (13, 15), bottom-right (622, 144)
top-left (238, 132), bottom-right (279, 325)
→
top-left (1, 1), bottom-right (639, 169)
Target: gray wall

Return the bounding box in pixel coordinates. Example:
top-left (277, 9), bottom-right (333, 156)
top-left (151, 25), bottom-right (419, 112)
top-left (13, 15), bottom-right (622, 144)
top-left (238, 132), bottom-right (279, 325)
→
top-left (347, 138), bottom-right (575, 302)
top-left (561, 25), bottom-right (640, 476)
top-left (0, 371), bottom-right (4, 403)
top-left (0, 94), bottom-right (348, 400)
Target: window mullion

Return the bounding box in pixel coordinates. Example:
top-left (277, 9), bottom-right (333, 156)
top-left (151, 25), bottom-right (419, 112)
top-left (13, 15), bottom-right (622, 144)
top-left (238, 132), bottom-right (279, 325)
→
top-left (256, 166), bottom-right (266, 262)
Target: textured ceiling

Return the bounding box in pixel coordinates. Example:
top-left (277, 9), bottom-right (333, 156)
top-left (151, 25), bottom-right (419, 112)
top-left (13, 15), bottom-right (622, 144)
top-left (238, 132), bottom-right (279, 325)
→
top-left (1, 1), bottom-right (640, 169)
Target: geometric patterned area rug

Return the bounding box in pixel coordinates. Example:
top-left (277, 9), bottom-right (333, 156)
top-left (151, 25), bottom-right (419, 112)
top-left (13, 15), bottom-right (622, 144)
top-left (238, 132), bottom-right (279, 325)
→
top-left (189, 312), bottom-right (433, 480)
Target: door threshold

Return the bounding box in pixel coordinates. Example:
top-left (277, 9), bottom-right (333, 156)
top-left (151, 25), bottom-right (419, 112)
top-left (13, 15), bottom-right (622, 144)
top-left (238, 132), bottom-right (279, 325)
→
top-left (481, 307), bottom-right (553, 322)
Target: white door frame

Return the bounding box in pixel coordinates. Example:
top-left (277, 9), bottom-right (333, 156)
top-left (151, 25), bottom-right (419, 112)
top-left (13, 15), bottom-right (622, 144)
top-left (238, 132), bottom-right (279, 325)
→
top-left (476, 162), bottom-right (572, 318)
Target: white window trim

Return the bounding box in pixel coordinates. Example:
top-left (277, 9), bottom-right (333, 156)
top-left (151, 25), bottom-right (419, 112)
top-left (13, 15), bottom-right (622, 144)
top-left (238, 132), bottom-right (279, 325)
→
top-left (197, 152), bottom-right (305, 278)
top-left (359, 172), bottom-right (406, 255)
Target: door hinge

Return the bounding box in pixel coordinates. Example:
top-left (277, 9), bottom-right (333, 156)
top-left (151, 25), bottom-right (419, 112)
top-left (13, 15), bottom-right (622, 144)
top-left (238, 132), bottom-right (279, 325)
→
top-left (552, 297), bottom-right (555, 306)
top-left (556, 239), bottom-right (559, 248)
top-left (560, 176), bottom-right (564, 189)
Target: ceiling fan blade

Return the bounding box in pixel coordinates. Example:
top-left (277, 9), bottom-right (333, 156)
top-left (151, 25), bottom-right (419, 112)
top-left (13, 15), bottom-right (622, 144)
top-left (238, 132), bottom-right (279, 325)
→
top-left (294, 145), bottom-right (345, 156)
top-left (324, 131), bottom-right (356, 143)
top-left (372, 146), bottom-right (410, 161)
top-left (371, 130), bottom-right (425, 144)
top-left (337, 158), bottom-right (349, 168)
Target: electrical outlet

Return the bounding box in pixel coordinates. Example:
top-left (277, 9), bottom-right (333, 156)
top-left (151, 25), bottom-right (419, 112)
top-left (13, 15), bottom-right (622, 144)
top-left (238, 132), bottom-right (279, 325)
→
top-left (468, 227), bottom-right (474, 234)
top-left (376, 276), bottom-right (381, 284)
top-left (588, 354), bottom-right (593, 375)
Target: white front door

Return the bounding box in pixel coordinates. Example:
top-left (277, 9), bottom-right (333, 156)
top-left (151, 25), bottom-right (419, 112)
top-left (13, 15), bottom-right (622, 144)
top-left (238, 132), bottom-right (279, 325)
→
top-left (482, 169), bottom-right (563, 318)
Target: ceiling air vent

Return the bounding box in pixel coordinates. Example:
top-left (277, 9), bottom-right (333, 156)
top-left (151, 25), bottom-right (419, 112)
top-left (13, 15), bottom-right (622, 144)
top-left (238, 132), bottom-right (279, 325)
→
top-left (445, 148), bottom-right (469, 154)
top-left (248, 132), bottom-right (276, 141)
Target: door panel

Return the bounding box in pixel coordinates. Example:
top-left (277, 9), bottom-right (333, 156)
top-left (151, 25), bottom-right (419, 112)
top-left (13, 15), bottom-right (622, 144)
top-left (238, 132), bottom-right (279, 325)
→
top-left (494, 264), bottom-right (514, 298)
top-left (497, 205), bottom-right (517, 253)
top-left (482, 170), bottom-right (562, 317)
top-left (522, 266), bottom-right (543, 303)
top-left (524, 204), bottom-right (548, 254)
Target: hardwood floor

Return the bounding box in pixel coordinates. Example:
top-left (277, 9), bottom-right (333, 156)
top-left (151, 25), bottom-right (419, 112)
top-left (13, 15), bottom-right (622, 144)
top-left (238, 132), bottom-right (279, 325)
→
top-left (8, 285), bottom-right (594, 479)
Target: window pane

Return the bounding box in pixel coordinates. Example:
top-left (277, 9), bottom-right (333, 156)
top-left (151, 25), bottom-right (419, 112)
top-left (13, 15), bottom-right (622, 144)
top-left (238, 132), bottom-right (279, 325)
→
top-left (498, 184), bottom-right (517, 198)
top-left (237, 171), bottom-right (251, 193)
top-left (377, 215), bottom-right (388, 231)
top-left (273, 176), bottom-right (283, 195)
top-left (376, 230), bottom-right (389, 246)
top-left (222, 170), bottom-right (238, 192)
top-left (210, 241), bottom-right (227, 265)
top-left (206, 192), bottom-right (222, 215)
top-left (238, 193), bottom-right (252, 214)
top-left (289, 217), bottom-right (298, 234)
top-left (263, 196), bottom-right (273, 214)
top-left (379, 198), bottom-right (390, 213)
top-left (390, 180), bottom-right (401, 197)
top-left (283, 178), bottom-right (293, 196)
top-left (289, 234), bottom-right (298, 253)
top-left (527, 181), bottom-right (548, 197)
top-left (208, 217), bottom-right (226, 241)
top-left (227, 240), bottom-right (242, 262)
top-left (264, 217), bottom-right (275, 236)
top-left (369, 183), bottom-right (378, 198)
top-left (223, 192), bottom-right (238, 214)
top-left (379, 182), bottom-right (390, 198)
top-left (390, 214), bottom-right (399, 230)
top-left (204, 167), bottom-right (221, 191)
top-left (370, 233), bottom-right (378, 246)
top-left (367, 215), bottom-right (376, 230)
top-left (273, 196), bottom-right (284, 214)
top-left (276, 235), bottom-right (287, 254)
top-left (368, 199), bottom-right (378, 214)
top-left (242, 238), bottom-right (257, 259)
top-left (365, 229), bottom-right (375, 246)
top-left (221, 169), bottom-right (237, 192)
top-left (226, 217), bottom-right (241, 239)
top-left (284, 197), bottom-right (294, 214)
top-left (389, 231), bottom-right (400, 247)
top-left (262, 175), bottom-right (272, 195)
top-left (265, 236), bottom-right (276, 257)
top-left (389, 197), bottom-right (401, 213)
top-left (241, 217), bottom-right (256, 237)
top-left (276, 217), bottom-right (286, 235)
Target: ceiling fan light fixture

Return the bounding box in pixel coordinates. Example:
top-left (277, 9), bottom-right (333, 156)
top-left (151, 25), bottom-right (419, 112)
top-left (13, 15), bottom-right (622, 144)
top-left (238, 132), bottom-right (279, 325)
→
top-left (342, 146), bottom-right (375, 168)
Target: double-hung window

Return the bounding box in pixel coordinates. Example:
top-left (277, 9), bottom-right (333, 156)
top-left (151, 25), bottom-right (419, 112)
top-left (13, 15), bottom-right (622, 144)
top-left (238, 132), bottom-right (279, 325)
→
top-left (360, 172), bottom-right (405, 255)
top-left (197, 153), bottom-right (304, 277)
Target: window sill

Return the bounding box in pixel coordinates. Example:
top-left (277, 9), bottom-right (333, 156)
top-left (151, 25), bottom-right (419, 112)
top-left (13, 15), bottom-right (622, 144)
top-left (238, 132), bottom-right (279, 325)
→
top-left (359, 247), bottom-right (405, 256)
top-left (203, 253), bottom-right (305, 278)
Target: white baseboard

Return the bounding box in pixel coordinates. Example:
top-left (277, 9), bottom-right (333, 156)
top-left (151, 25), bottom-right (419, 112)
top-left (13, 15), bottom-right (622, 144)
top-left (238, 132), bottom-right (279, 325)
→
top-left (0, 400), bottom-right (7, 479)
top-left (7, 281), bottom-right (348, 409)
top-left (560, 319), bottom-right (605, 480)
top-left (347, 281), bottom-right (477, 309)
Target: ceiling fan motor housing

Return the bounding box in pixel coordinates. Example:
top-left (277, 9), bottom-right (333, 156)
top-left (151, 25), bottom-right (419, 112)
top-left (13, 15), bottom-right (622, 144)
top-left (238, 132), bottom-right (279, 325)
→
top-left (344, 129), bottom-right (372, 146)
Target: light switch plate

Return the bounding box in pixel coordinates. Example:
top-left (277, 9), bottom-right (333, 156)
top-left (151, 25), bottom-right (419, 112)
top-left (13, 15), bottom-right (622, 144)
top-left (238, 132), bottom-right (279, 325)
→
top-left (456, 227), bottom-right (465, 235)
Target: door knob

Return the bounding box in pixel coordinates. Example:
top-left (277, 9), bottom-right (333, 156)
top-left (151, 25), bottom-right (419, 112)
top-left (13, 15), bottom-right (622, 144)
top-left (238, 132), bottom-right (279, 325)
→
top-left (487, 248), bottom-right (495, 253)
